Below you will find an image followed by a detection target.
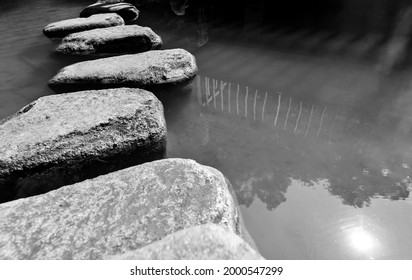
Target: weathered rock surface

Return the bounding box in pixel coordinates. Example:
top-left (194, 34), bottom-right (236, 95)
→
top-left (0, 88), bottom-right (166, 203)
top-left (80, 2), bottom-right (139, 22)
top-left (107, 224), bottom-right (264, 260)
top-left (48, 48), bottom-right (198, 93)
top-left (43, 13), bottom-right (124, 39)
top-left (0, 159), bottom-right (253, 259)
top-left (54, 25), bottom-right (162, 56)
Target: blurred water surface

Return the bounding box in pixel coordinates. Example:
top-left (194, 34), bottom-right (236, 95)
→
top-left (1, 0), bottom-right (412, 259)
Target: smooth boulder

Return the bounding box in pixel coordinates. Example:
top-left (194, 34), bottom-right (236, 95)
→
top-left (0, 88), bottom-right (166, 203)
top-left (54, 25), bottom-right (162, 56)
top-left (107, 224), bottom-right (264, 260)
top-left (0, 159), bottom-right (251, 259)
top-left (48, 48), bottom-right (198, 93)
top-left (43, 13), bottom-right (124, 38)
top-left (80, 2), bottom-right (139, 22)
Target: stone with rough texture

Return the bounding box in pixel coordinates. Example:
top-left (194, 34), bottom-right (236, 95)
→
top-left (80, 2), bottom-right (139, 22)
top-left (0, 159), bottom-right (253, 259)
top-left (48, 48), bottom-right (198, 93)
top-left (107, 224), bottom-right (264, 260)
top-left (55, 25), bottom-right (162, 56)
top-left (0, 88), bottom-right (166, 203)
top-left (43, 13), bottom-right (124, 38)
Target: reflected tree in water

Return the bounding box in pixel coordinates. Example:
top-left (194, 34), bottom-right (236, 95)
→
top-left (167, 75), bottom-right (412, 210)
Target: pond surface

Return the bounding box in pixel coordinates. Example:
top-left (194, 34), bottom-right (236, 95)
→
top-left (1, 0), bottom-right (412, 259)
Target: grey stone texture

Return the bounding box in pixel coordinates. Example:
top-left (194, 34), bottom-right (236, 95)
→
top-left (54, 25), bottom-right (162, 56)
top-left (80, 2), bottom-right (140, 22)
top-left (0, 159), bottom-right (252, 259)
top-left (48, 48), bottom-right (198, 93)
top-left (0, 88), bottom-right (166, 203)
top-left (43, 13), bottom-right (124, 38)
top-left (108, 223), bottom-right (264, 260)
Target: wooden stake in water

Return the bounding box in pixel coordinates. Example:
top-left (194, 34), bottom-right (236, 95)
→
top-left (317, 106), bottom-right (327, 137)
top-left (262, 91), bottom-right (268, 123)
top-left (245, 86), bottom-right (249, 118)
top-left (284, 97), bottom-right (292, 130)
top-left (236, 84), bottom-right (240, 116)
top-left (274, 93), bottom-right (281, 128)
top-left (253, 89), bottom-right (258, 121)
top-left (228, 82), bottom-right (231, 114)
top-left (305, 105), bottom-right (314, 137)
top-left (294, 101), bottom-right (302, 134)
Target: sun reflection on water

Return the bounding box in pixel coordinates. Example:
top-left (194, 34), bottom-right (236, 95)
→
top-left (347, 227), bottom-right (377, 254)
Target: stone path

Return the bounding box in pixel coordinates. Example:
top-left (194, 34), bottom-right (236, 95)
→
top-left (0, 1), bottom-right (262, 260)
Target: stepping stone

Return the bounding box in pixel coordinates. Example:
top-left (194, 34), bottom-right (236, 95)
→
top-left (54, 25), bottom-right (162, 56)
top-left (80, 2), bottom-right (139, 22)
top-left (48, 48), bottom-right (198, 93)
top-left (107, 224), bottom-right (264, 260)
top-left (43, 13), bottom-right (124, 39)
top-left (0, 159), bottom-right (254, 259)
top-left (0, 88), bottom-right (166, 203)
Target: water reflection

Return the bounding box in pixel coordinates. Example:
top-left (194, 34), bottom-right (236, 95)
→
top-left (166, 74), bottom-right (412, 211)
top-left (239, 179), bottom-right (412, 259)
top-left (346, 226), bottom-right (378, 256)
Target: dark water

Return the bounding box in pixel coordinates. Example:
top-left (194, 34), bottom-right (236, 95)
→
top-left (1, 0), bottom-right (412, 259)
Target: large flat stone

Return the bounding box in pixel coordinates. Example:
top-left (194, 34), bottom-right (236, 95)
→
top-left (80, 2), bottom-right (139, 22)
top-left (107, 224), bottom-right (264, 260)
top-left (48, 48), bottom-right (198, 93)
top-left (54, 25), bottom-right (162, 56)
top-left (0, 159), bottom-right (252, 259)
top-left (0, 88), bottom-right (166, 203)
top-left (43, 13), bottom-right (124, 39)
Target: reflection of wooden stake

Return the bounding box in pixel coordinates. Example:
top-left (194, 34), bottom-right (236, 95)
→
top-left (284, 97), bottom-right (292, 130)
top-left (205, 77), bottom-right (210, 107)
top-left (305, 105), bottom-right (314, 137)
top-left (197, 75), bottom-right (204, 106)
top-left (228, 82), bottom-right (231, 114)
top-left (274, 93), bottom-right (281, 128)
top-left (236, 84), bottom-right (240, 116)
top-left (262, 91), bottom-right (267, 122)
top-left (253, 89), bottom-right (258, 121)
top-left (294, 101), bottom-right (302, 134)
top-left (245, 86), bottom-right (249, 118)
top-left (220, 80), bottom-right (227, 111)
top-left (317, 106), bottom-right (327, 137)
top-left (213, 79), bottom-right (218, 109)
top-left (221, 81), bottom-right (224, 111)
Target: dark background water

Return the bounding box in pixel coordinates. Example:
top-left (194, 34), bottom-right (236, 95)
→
top-left (1, 0), bottom-right (412, 259)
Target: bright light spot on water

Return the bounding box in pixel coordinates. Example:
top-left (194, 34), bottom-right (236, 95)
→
top-left (348, 227), bottom-right (376, 253)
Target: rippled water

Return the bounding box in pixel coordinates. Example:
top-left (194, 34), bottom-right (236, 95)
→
top-left (1, 0), bottom-right (412, 259)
